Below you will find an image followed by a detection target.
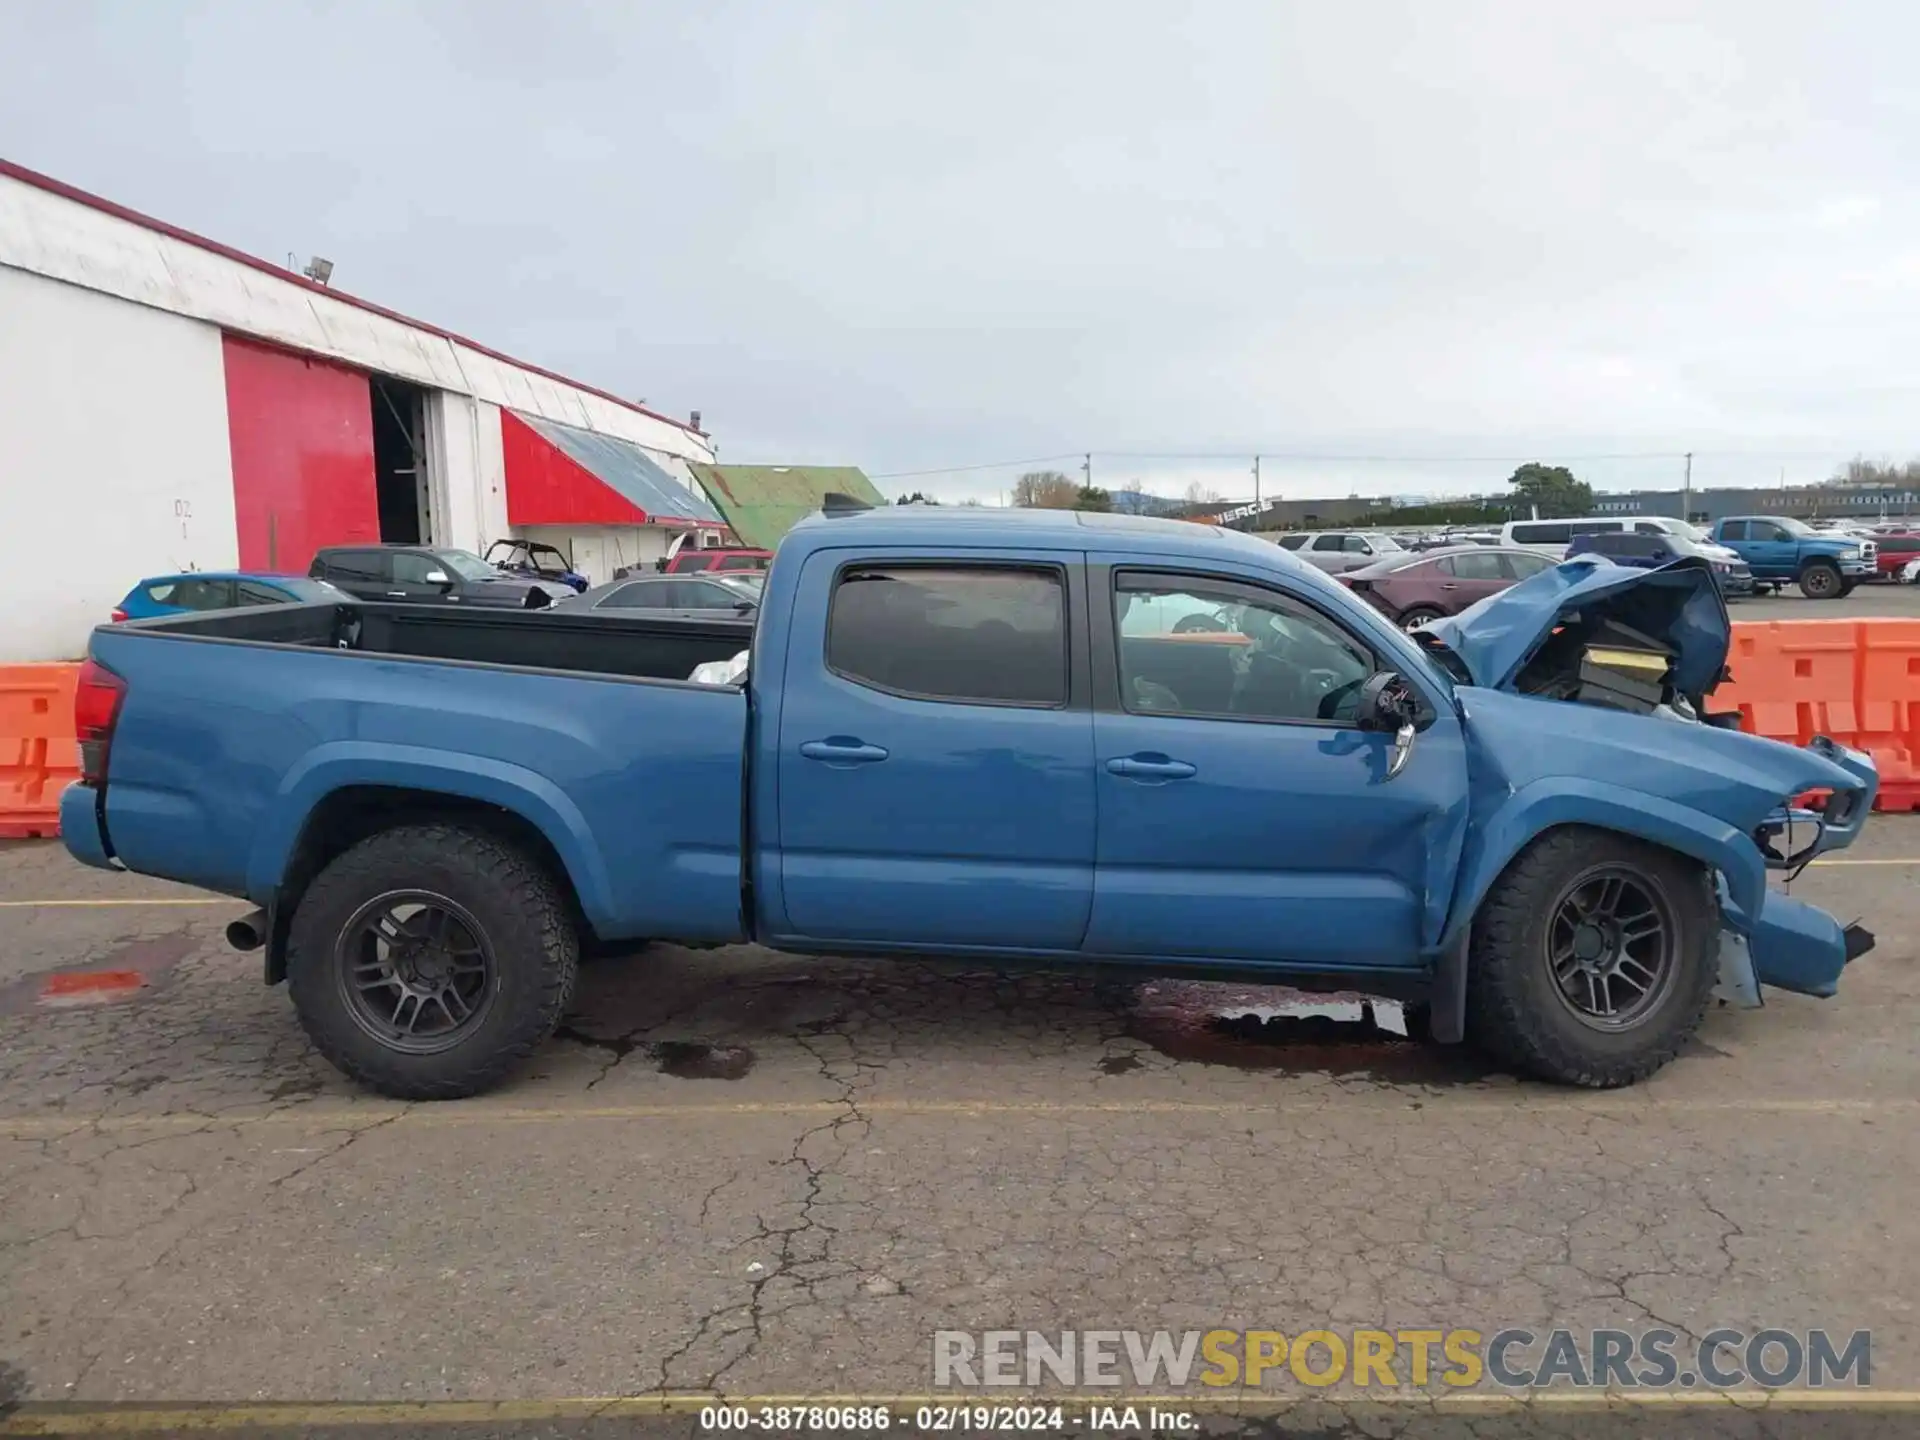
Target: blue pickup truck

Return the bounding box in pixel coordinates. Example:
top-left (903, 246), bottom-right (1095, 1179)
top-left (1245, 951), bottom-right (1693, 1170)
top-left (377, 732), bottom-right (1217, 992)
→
top-left (1705, 516), bottom-right (1876, 599)
top-left (62, 507), bottom-right (1878, 1099)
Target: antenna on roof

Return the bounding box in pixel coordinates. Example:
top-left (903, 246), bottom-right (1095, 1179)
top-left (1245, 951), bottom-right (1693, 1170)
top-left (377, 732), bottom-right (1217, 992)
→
top-left (821, 492), bottom-right (874, 517)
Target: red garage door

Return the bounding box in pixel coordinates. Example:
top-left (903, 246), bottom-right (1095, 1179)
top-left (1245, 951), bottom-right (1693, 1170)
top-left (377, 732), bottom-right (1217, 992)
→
top-left (223, 336), bottom-right (378, 573)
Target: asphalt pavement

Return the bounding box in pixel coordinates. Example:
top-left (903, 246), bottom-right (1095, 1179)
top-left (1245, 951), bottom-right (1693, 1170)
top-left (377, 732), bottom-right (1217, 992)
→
top-left (0, 819), bottom-right (1915, 1433)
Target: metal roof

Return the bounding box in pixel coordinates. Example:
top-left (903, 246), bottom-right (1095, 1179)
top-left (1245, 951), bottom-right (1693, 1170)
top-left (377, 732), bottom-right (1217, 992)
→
top-left (686, 464), bottom-right (884, 549)
top-left (517, 413), bottom-right (722, 524)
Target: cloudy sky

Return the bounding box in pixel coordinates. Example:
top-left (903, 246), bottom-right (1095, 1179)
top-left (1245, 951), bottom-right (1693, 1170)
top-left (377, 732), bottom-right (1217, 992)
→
top-left (3, 0), bottom-right (1917, 503)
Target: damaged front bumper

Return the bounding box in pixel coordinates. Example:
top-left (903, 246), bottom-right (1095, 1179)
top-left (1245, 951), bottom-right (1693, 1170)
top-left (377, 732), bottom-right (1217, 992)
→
top-left (1715, 736), bottom-right (1879, 1006)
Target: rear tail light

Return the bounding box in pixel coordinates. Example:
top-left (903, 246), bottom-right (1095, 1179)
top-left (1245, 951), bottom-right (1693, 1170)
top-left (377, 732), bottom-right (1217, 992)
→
top-left (74, 657), bottom-right (127, 786)
top-left (109, 608), bottom-right (129, 623)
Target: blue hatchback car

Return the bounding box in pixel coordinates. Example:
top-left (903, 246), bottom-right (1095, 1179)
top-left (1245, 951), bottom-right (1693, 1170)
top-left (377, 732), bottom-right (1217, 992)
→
top-left (111, 572), bottom-right (346, 622)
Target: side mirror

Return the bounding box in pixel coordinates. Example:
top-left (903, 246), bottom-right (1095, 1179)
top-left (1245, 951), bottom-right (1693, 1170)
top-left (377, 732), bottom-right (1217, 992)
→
top-left (1356, 671), bottom-right (1419, 779)
top-left (732, 600), bottom-right (756, 613)
top-left (424, 571), bottom-right (452, 588)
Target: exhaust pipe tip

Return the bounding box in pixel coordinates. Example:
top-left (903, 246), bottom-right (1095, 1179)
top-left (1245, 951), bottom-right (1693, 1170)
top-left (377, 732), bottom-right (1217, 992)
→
top-left (226, 909), bottom-right (267, 953)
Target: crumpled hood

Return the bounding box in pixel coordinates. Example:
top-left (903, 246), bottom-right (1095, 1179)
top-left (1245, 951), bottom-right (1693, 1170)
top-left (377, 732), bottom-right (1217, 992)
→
top-left (1421, 555), bottom-right (1731, 697)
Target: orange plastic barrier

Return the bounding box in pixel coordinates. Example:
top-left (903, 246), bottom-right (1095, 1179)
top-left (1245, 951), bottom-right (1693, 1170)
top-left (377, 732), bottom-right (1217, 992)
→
top-left (1718, 620), bottom-right (1920, 812)
top-left (0, 663), bottom-right (81, 838)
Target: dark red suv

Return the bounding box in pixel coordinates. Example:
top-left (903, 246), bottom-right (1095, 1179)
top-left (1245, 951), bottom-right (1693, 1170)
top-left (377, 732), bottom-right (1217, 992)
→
top-left (1338, 545), bottom-right (1557, 631)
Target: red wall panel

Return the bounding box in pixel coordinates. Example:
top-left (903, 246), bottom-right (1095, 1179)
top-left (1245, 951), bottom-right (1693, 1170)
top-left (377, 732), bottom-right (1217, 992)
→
top-left (501, 410), bottom-right (649, 526)
top-left (223, 336), bottom-right (379, 573)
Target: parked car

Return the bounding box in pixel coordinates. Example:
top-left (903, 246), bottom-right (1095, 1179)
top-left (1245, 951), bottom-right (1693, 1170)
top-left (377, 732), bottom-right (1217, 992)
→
top-left (65, 510), bottom-right (1877, 1101)
top-left (1704, 517), bottom-right (1873, 599)
top-left (659, 546), bottom-right (772, 576)
top-left (1340, 546), bottom-right (1558, 630)
top-left (111, 572), bottom-right (345, 623)
top-left (309, 545), bottom-right (567, 608)
top-left (1291, 531), bottom-right (1408, 575)
top-left (1869, 532), bottom-right (1920, 580)
top-left (486, 540), bottom-right (588, 593)
top-left (1567, 532), bottom-right (1756, 597)
top-left (548, 572), bottom-right (763, 615)
top-left (1502, 516), bottom-right (1744, 567)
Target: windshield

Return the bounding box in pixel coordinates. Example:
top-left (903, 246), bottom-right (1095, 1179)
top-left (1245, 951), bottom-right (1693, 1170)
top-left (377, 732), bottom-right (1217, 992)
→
top-left (716, 573), bottom-right (764, 597)
top-left (1772, 517), bottom-right (1816, 537)
top-left (1365, 534), bottom-right (1405, 552)
top-left (433, 550), bottom-right (502, 582)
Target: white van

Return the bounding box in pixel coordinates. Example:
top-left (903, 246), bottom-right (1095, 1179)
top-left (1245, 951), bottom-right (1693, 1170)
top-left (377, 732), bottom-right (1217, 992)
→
top-left (1500, 515), bottom-right (1735, 561)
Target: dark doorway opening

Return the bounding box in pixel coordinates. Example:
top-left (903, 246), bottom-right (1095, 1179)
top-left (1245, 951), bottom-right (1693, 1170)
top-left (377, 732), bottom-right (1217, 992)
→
top-left (371, 375), bottom-right (430, 544)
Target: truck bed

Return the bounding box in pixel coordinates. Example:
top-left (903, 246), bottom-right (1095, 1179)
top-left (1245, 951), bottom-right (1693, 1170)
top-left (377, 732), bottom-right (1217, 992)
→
top-left (83, 601), bottom-right (756, 943)
top-left (130, 599), bottom-right (753, 681)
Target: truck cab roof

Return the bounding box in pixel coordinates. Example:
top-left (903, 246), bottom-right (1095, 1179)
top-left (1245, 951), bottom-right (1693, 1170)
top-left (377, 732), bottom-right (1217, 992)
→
top-left (786, 503), bottom-right (1301, 568)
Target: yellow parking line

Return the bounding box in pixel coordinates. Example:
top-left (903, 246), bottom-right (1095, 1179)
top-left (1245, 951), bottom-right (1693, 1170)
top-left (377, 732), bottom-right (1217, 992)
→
top-left (0, 898), bottom-right (231, 908)
top-left (0, 1094), bottom-right (1910, 1137)
top-left (4, 1391), bottom-right (1919, 1432)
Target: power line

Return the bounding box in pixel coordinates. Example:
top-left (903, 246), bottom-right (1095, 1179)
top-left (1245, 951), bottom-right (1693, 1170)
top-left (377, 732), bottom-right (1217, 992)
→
top-left (1095, 449), bottom-right (1692, 464)
top-left (869, 453), bottom-right (1084, 480)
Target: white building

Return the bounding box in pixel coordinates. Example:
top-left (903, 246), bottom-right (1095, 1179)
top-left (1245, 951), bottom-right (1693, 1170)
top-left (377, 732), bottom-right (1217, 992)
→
top-left (0, 158), bottom-right (727, 661)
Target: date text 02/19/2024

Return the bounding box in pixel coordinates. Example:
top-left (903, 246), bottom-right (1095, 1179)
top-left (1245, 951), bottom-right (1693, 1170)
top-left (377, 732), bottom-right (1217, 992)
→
top-left (698, 1404), bottom-right (1195, 1432)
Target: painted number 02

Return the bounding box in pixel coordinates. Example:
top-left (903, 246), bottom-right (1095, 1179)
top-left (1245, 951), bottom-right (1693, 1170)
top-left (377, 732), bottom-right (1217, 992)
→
top-left (174, 498), bottom-right (192, 538)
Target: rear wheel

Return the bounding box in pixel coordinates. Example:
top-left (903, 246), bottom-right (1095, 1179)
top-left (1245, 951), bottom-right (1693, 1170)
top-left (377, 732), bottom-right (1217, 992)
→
top-left (1397, 605), bottom-right (1445, 632)
top-left (1799, 561), bottom-right (1843, 599)
top-left (286, 824), bottom-right (578, 1099)
top-left (1465, 828), bottom-right (1715, 1087)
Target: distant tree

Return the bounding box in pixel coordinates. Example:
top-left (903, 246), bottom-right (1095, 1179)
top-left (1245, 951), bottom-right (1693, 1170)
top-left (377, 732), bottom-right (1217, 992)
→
top-left (1832, 456), bottom-right (1920, 486)
top-left (894, 490), bottom-right (939, 505)
top-left (959, 497), bottom-right (984, 507)
top-left (1073, 485), bottom-right (1112, 512)
top-left (1183, 480), bottom-right (1225, 506)
top-left (1506, 462), bottom-right (1593, 518)
top-left (1012, 470), bottom-right (1080, 509)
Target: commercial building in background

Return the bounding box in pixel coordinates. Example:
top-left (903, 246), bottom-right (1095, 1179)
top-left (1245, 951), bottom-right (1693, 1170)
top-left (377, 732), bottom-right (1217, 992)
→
top-left (0, 159), bottom-right (724, 661)
top-left (686, 464), bottom-right (884, 549)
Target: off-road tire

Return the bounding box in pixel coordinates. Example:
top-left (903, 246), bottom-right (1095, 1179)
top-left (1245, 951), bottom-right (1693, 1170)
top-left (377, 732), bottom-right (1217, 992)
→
top-left (286, 824), bottom-right (578, 1100)
top-left (1397, 606), bottom-right (1445, 632)
top-left (1799, 561), bottom-right (1843, 600)
top-left (1465, 827), bottom-right (1716, 1088)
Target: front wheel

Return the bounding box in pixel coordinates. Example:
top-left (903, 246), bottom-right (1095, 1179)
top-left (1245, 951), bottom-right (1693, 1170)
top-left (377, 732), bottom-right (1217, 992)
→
top-left (1465, 828), bottom-right (1715, 1087)
top-left (286, 824), bottom-right (579, 1099)
top-left (1799, 561), bottom-right (1843, 599)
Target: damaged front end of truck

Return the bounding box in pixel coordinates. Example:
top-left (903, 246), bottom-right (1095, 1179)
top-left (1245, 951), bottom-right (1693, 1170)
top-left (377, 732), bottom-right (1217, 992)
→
top-left (1420, 555), bottom-right (1878, 1006)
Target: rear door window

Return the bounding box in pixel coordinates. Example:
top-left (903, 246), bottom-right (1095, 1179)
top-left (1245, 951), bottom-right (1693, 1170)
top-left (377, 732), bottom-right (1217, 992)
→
top-left (676, 553), bottom-right (716, 572)
top-left (323, 550), bottom-right (390, 584)
top-left (170, 578), bottom-right (236, 610)
top-left (1501, 552), bottom-right (1553, 578)
top-left (827, 565), bottom-right (1066, 706)
top-left (596, 581), bottom-right (670, 608)
top-left (1445, 551), bottom-right (1506, 581)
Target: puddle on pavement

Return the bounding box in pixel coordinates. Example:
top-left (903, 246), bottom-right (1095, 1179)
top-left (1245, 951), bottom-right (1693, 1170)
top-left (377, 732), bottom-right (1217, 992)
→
top-left (555, 1025), bottom-right (756, 1081)
top-left (1126, 979), bottom-right (1496, 1083)
top-left (652, 1040), bottom-right (756, 1080)
top-left (0, 931), bottom-right (196, 1017)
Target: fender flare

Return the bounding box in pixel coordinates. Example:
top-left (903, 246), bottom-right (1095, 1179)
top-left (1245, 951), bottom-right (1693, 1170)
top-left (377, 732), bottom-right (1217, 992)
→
top-left (1425, 778), bottom-right (1761, 1044)
top-left (243, 742), bottom-right (617, 930)
top-left (1436, 776), bottom-right (1762, 955)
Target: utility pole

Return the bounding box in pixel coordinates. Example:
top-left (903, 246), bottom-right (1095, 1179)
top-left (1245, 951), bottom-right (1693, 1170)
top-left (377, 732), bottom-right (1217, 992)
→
top-left (1083, 453), bottom-right (1093, 492)
top-left (1253, 454), bottom-right (1262, 509)
top-left (1681, 451), bottom-right (1693, 522)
